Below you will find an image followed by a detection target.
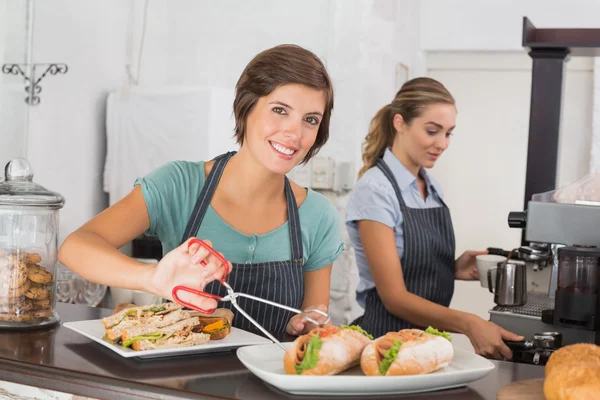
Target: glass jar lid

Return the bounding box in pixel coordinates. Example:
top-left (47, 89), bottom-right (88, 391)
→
top-left (0, 158), bottom-right (65, 209)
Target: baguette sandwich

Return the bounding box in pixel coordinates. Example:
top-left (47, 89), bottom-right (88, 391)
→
top-left (361, 327), bottom-right (453, 376)
top-left (101, 302), bottom-right (188, 343)
top-left (120, 316), bottom-right (210, 351)
top-left (284, 325), bottom-right (373, 376)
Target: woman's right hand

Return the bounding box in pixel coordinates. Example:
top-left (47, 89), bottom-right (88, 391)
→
top-left (146, 238), bottom-right (232, 311)
top-left (464, 315), bottom-right (524, 360)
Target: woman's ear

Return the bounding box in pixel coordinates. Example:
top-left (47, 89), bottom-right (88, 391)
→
top-left (392, 113), bottom-right (405, 134)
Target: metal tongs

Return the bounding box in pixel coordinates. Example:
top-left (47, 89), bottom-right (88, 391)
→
top-left (172, 238), bottom-right (331, 351)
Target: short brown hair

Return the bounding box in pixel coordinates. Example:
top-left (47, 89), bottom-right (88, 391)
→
top-left (358, 77), bottom-right (455, 177)
top-left (233, 44), bottom-right (334, 163)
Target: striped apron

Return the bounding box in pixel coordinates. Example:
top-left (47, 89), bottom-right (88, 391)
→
top-left (352, 158), bottom-right (456, 338)
top-left (180, 151), bottom-right (304, 334)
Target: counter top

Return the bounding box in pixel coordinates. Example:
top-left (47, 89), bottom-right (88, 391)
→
top-left (0, 303), bottom-right (545, 400)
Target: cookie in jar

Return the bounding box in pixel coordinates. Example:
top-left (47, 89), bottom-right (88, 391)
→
top-left (0, 251), bottom-right (54, 324)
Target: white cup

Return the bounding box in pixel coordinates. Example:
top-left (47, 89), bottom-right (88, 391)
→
top-left (476, 255), bottom-right (507, 288)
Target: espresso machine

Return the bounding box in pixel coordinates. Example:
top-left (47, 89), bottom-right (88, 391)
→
top-left (488, 175), bottom-right (600, 364)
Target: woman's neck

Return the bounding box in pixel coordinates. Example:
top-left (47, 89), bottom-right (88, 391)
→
top-left (390, 142), bottom-right (421, 178)
top-left (219, 147), bottom-right (286, 205)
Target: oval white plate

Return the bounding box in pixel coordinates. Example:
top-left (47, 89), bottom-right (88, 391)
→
top-left (237, 342), bottom-right (495, 396)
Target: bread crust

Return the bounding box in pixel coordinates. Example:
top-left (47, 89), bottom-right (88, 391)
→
top-left (361, 329), bottom-right (454, 376)
top-left (544, 343), bottom-right (600, 400)
top-left (283, 328), bottom-right (372, 376)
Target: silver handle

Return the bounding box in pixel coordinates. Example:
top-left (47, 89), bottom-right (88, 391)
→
top-left (487, 267), bottom-right (497, 293)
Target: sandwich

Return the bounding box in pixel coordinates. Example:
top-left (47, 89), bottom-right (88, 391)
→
top-left (120, 316), bottom-right (210, 351)
top-left (189, 308), bottom-right (234, 340)
top-left (101, 302), bottom-right (188, 343)
top-left (360, 327), bottom-right (453, 376)
top-left (283, 324), bottom-right (373, 376)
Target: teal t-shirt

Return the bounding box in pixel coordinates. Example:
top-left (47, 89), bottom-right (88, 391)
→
top-left (134, 161), bottom-right (345, 272)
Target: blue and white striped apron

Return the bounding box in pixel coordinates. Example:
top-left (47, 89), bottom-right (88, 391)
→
top-left (353, 158), bottom-right (456, 338)
top-left (180, 151), bottom-right (304, 334)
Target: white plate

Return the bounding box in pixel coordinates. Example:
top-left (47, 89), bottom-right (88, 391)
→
top-left (237, 343), bottom-right (495, 396)
top-left (64, 319), bottom-right (271, 359)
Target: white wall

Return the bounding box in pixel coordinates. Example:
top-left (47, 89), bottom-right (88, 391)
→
top-left (420, 0), bottom-right (600, 51)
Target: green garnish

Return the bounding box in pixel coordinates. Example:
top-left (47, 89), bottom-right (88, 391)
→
top-left (341, 324), bottom-right (374, 340)
top-left (379, 339), bottom-right (403, 375)
top-left (143, 306), bottom-right (166, 313)
top-left (121, 332), bottom-right (165, 348)
top-left (295, 334), bottom-right (322, 374)
top-left (425, 326), bottom-right (452, 342)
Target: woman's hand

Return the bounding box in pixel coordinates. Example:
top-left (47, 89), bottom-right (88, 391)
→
top-left (464, 315), bottom-right (524, 360)
top-left (286, 304), bottom-right (329, 336)
top-left (147, 238), bottom-right (232, 311)
top-left (455, 249), bottom-right (488, 280)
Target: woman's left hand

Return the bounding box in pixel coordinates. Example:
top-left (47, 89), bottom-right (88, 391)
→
top-left (455, 249), bottom-right (488, 280)
top-left (286, 304), bottom-right (329, 336)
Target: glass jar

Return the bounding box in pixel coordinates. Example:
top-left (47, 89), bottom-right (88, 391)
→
top-left (557, 246), bottom-right (600, 295)
top-left (0, 158), bottom-right (65, 330)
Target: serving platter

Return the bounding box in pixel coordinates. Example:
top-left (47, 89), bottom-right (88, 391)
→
top-left (236, 342), bottom-right (495, 396)
top-left (64, 319), bottom-right (271, 359)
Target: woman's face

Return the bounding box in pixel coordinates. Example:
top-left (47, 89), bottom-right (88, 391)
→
top-left (243, 83), bottom-right (326, 175)
top-left (393, 103), bottom-right (456, 170)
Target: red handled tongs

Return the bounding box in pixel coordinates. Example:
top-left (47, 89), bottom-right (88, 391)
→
top-left (172, 238), bottom-right (331, 351)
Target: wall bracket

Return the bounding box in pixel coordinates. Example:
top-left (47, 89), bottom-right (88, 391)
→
top-left (1, 63), bottom-right (68, 106)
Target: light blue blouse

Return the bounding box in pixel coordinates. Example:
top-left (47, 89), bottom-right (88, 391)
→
top-left (345, 148), bottom-right (445, 307)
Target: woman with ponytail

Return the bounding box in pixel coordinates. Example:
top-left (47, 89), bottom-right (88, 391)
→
top-left (345, 77), bottom-right (522, 360)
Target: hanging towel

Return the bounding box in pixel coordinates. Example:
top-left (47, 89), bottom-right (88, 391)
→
top-left (103, 86), bottom-right (236, 206)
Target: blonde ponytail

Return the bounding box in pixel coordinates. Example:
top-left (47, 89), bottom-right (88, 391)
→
top-left (358, 77), bottom-right (455, 179)
top-left (358, 104), bottom-right (395, 178)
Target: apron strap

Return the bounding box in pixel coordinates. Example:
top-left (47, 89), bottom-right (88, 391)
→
top-left (376, 159), bottom-right (407, 208)
top-left (180, 151), bottom-right (235, 243)
top-left (376, 158), bottom-right (447, 209)
top-left (180, 151), bottom-right (304, 264)
top-left (284, 176), bottom-right (303, 264)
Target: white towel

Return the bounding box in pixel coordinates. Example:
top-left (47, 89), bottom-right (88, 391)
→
top-left (103, 86), bottom-right (236, 206)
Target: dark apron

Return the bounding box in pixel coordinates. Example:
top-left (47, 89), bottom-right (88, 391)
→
top-left (180, 151), bottom-right (305, 334)
top-left (353, 158), bottom-right (456, 338)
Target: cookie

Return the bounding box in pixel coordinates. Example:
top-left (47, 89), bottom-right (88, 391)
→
top-left (24, 286), bottom-right (51, 300)
top-left (32, 310), bottom-right (53, 319)
top-left (23, 253), bottom-right (42, 264)
top-left (0, 301), bottom-right (33, 314)
top-left (6, 279), bottom-right (32, 298)
top-left (0, 312), bottom-right (32, 322)
top-left (31, 299), bottom-right (51, 310)
top-left (27, 267), bottom-right (53, 285)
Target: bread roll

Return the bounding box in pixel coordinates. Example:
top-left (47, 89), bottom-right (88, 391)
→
top-left (361, 328), bottom-right (453, 376)
top-left (545, 343), bottom-right (600, 376)
top-left (283, 325), bottom-right (372, 376)
top-left (544, 343), bottom-right (600, 400)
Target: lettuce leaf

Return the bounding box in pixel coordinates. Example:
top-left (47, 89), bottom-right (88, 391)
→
top-left (121, 332), bottom-right (164, 348)
top-left (425, 326), bottom-right (452, 342)
top-left (340, 324), bottom-right (374, 340)
top-left (295, 334), bottom-right (322, 374)
top-left (379, 339), bottom-right (403, 375)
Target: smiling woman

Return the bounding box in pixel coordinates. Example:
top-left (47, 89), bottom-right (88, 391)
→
top-left (57, 45), bottom-right (344, 337)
